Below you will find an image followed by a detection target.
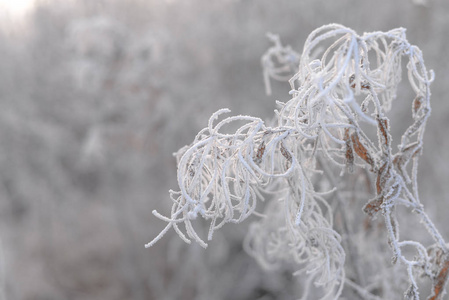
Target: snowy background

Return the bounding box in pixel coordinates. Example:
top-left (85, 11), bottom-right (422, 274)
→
top-left (0, 0), bottom-right (448, 299)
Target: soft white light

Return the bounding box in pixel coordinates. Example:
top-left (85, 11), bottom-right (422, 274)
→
top-left (0, 0), bottom-right (35, 18)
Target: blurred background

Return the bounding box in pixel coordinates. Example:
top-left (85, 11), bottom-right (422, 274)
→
top-left (0, 0), bottom-right (448, 299)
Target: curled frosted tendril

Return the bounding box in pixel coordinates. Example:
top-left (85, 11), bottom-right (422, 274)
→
top-left (148, 24), bottom-right (448, 300)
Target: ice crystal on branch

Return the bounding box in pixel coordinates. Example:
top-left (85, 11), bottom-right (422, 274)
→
top-left (147, 24), bottom-right (449, 300)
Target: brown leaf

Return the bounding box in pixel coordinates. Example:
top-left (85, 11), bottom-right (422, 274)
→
top-left (376, 161), bottom-right (391, 195)
top-left (428, 258), bottom-right (449, 300)
top-left (254, 141), bottom-right (265, 164)
top-left (363, 196), bottom-right (384, 217)
top-left (351, 133), bottom-right (374, 167)
top-left (413, 95), bottom-right (423, 115)
top-left (377, 117), bottom-right (390, 149)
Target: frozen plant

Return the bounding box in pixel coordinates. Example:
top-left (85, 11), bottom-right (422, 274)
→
top-left (147, 24), bottom-right (449, 300)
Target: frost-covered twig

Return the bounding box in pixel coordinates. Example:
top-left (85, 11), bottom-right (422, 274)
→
top-left (148, 24), bottom-right (448, 300)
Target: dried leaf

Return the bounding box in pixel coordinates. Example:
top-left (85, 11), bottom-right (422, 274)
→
top-left (377, 117), bottom-right (390, 149)
top-left (254, 141), bottom-right (265, 164)
top-left (428, 258), bottom-right (449, 300)
top-left (351, 133), bottom-right (375, 168)
top-left (376, 161), bottom-right (391, 194)
top-left (363, 196), bottom-right (384, 217)
top-left (280, 142), bottom-right (292, 163)
top-left (413, 95), bottom-right (424, 116)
